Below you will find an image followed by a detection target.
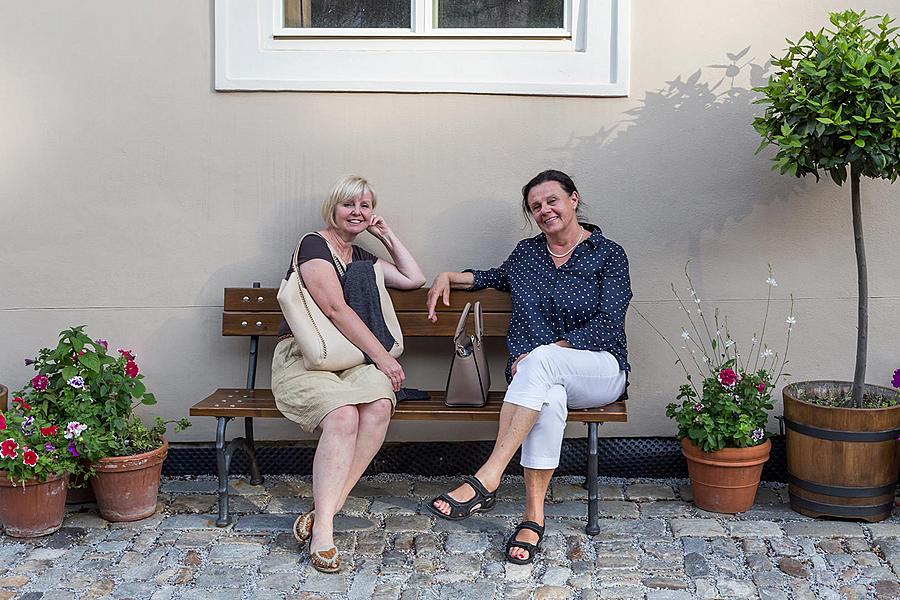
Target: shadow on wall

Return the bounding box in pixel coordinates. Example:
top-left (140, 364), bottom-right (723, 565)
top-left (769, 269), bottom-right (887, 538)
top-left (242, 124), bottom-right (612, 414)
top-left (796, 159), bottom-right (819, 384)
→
top-left (562, 48), bottom-right (807, 291)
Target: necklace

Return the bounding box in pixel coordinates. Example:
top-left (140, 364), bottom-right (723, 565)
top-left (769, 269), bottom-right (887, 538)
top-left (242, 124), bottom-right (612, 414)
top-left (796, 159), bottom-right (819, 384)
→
top-left (323, 231), bottom-right (352, 264)
top-left (546, 228), bottom-right (585, 258)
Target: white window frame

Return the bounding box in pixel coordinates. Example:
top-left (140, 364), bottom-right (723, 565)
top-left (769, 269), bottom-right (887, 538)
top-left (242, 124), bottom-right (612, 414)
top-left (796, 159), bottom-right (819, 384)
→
top-left (215, 0), bottom-right (629, 96)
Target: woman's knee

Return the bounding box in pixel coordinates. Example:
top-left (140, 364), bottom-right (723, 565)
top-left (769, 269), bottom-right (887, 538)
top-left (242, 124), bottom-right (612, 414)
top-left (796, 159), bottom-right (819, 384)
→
top-left (361, 398), bottom-right (393, 424)
top-left (321, 405), bottom-right (359, 436)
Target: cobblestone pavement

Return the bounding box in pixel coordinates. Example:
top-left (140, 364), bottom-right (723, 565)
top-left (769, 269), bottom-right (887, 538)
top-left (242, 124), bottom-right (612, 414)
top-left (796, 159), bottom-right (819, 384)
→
top-left (1, 475), bottom-right (899, 600)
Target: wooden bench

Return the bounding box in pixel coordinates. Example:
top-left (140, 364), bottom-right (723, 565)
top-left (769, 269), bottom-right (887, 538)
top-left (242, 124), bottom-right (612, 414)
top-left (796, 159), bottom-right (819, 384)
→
top-left (190, 284), bottom-right (627, 534)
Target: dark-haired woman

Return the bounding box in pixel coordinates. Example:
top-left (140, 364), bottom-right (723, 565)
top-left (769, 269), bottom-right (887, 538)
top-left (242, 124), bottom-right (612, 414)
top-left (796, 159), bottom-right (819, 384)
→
top-left (425, 170), bottom-right (631, 564)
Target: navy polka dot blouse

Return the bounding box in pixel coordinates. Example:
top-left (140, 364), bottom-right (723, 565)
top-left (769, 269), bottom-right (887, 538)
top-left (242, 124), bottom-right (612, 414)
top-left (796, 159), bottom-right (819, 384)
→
top-left (466, 223), bottom-right (631, 383)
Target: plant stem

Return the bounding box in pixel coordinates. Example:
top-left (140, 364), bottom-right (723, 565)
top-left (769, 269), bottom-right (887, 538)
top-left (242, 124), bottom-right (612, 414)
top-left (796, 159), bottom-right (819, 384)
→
top-left (851, 165), bottom-right (867, 408)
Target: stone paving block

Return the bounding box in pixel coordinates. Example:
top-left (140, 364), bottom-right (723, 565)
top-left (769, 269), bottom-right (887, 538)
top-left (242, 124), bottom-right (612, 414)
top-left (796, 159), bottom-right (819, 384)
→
top-left (180, 589), bottom-right (243, 600)
top-left (587, 518), bottom-right (670, 541)
top-left (753, 488), bottom-right (784, 505)
top-left (553, 482), bottom-right (623, 501)
top-left (717, 578), bottom-right (758, 598)
top-left (758, 588), bottom-right (790, 600)
top-left (542, 566), bottom-right (573, 587)
top-left (445, 532), bottom-right (489, 554)
top-left (62, 512), bottom-right (109, 529)
top-left (625, 483), bottom-right (677, 501)
top-left (639, 502), bottom-right (693, 518)
top-left (25, 547), bottom-right (69, 561)
top-left (594, 501), bottom-right (639, 518)
top-left (727, 520), bottom-right (784, 538)
top-left (333, 515), bottom-right (377, 532)
top-left (258, 571), bottom-right (302, 592)
top-left (167, 494), bottom-right (217, 514)
top-left (173, 529), bottom-right (224, 548)
top-left (439, 581), bottom-right (498, 599)
top-left (670, 519), bottom-right (726, 538)
top-left (268, 480), bottom-right (313, 497)
top-left (739, 505), bottom-right (812, 521)
top-left (595, 584), bottom-right (645, 599)
top-left (194, 563), bottom-right (250, 589)
top-left (112, 581), bottom-right (159, 599)
top-left (643, 577), bottom-right (688, 590)
top-left (645, 591), bottom-right (694, 600)
top-left (534, 585), bottom-right (574, 599)
top-left (370, 497), bottom-right (419, 515)
top-left (869, 523), bottom-right (900, 539)
top-left (40, 591), bottom-right (76, 600)
top-left (299, 570), bottom-right (350, 592)
top-left (264, 496), bottom-right (311, 515)
top-left (159, 514), bottom-right (221, 529)
top-left (490, 500), bottom-right (528, 516)
top-left (434, 516), bottom-right (510, 534)
top-left (234, 514), bottom-right (296, 532)
top-left (783, 521), bottom-right (865, 538)
top-left (545, 501), bottom-right (591, 518)
top-left (208, 542), bottom-right (266, 563)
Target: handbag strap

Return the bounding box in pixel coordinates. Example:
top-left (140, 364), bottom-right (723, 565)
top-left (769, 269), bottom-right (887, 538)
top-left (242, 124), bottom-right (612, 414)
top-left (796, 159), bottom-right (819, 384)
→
top-left (473, 301), bottom-right (483, 345)
top-left (453, 302), bottom-right (472, 349)
top-left (292, 232), bottom-right (347, 286)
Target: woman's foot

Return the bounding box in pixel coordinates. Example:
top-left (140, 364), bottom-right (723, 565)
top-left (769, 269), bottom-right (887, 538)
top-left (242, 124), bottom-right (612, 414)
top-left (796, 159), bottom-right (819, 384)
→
top-left (428, 475), bottom-right (498, 520)
top-left (309, 522), bottom-right (341, 573)
top-left (293, 509), bottom-right (315, 543)
top-left (505, 520), bottom-right (545, 564)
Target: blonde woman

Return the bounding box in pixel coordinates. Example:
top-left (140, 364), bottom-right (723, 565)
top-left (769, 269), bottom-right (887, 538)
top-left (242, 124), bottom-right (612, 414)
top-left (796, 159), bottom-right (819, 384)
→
top-left (273, 175), bottom-right (425, 572)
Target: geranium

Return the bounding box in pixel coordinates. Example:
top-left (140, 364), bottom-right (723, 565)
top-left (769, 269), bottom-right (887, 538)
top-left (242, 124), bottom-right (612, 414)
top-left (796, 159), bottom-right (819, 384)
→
top-left (645, 263), bottom-right (794, 452)
top-left (718, 368), bottom-right (739, 388)
top-left (22, 447), bottom-right (38, 467)
top-left (30, 375), bottom-right (49, 392)
top-left (1, 439), bottom-right (19, 459)
top-left (124, 360), bottom-right (139, 378)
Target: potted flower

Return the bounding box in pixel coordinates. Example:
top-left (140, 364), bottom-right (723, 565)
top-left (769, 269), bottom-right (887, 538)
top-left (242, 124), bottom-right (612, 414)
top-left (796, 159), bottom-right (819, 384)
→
top-left (18, 326), bottom-right (189, 521)
top-left (0, 401), bottom-right (83, 536)
top-left (645, 264), bottom-right (793, 513)
top-left (753, 10), bottom-right (900, 521)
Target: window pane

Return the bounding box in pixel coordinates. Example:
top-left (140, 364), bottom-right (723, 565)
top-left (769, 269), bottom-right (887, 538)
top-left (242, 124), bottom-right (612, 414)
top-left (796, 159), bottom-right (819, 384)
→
top-left (436, 0), bottom-right (564, 28)
top-left (284, 0), bottom-right (410, 28)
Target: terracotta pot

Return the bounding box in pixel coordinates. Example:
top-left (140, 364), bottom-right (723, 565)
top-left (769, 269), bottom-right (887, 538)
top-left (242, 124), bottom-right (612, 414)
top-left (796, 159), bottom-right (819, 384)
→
top-left (66, 472), bottom-right (95, 504)
top-left (0, 471), bottom-right (69, 537)
top-left (0, 384), bottom-right (7, 410)
top-left (681, 438), bottom-right (771, 513)
top-left (90, 438), bottom-right (168, 522)
top-left (784, 381), bottom-right (900, 522)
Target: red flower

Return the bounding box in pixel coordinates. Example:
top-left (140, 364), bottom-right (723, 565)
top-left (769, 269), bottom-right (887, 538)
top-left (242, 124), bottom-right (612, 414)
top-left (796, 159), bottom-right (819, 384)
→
top-left (22, 447), bottom-right (37, 467)
top-left (118, 348), bottom-right (136, 361)
top-left (0, 414), bottom-right (5, 431)
top-left (756, 382), bottom-right (767, 393)
top-left (717, 368), bottom-right (738, 388)
top-left (12, 397), bottom-right (32, 411)
top-left (31, 375), bottom-right (49, 392)
top-left (40, 425), bottom-right (58, 436)
top-left (1, 438), bottom-right (19, 459)
top-left (124, 360), bottom-right (139, 378)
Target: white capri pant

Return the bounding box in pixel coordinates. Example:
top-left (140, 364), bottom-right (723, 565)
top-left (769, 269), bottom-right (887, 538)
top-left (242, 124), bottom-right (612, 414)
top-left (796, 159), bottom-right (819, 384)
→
top-left (505, 344), bottom-right (626, 470)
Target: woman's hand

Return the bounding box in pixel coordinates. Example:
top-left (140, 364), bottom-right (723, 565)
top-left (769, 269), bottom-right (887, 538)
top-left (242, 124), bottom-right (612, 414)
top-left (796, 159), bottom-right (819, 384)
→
top-left (374, 354), bottom-right (405, 392)
top-left (426, 272), bottom-right (453, 322)
top-left (510, 352), bottom-right (529, 378)
top-left (367, 214), bottom-right (392, 242)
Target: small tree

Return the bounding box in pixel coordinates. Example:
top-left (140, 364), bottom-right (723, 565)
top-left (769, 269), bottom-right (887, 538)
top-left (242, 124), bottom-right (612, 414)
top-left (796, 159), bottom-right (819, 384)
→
top-left (753, 10), bottom-right (900, 407)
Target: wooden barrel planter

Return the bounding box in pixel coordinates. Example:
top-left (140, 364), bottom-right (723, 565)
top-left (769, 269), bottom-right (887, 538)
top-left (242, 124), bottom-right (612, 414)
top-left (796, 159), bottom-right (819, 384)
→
top-left (783, 381), bottom-right (900, 522)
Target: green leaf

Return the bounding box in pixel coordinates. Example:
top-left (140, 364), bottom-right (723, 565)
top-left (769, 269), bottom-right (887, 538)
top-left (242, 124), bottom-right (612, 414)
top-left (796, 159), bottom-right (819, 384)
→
top-left (855, 139), bottom-right (866, 147)
top-left (78, 353), bottom-right (101, 373)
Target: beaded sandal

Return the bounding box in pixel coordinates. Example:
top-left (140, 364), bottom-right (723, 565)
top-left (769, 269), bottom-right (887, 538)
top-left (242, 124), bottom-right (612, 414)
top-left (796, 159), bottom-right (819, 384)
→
top-left (293, 510), bottom-right (314, 543)
top-left (309, 545), bottom-right (341, 573)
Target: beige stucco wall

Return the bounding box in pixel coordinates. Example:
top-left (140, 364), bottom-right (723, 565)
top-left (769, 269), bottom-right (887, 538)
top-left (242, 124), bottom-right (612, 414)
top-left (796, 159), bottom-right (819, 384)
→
top-left (1, 1), bottom-right (898, 444)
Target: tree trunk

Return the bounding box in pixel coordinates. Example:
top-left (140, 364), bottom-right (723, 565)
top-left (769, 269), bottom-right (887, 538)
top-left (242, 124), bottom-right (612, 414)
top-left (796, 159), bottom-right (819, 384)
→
top-left (851, 165), bottom-right (867, 408)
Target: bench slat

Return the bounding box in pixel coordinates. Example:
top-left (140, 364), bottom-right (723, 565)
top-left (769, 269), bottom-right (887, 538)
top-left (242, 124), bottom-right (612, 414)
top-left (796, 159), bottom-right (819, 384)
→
top-left (222, 312), bottom-right (512, 337)
top-left (191, 388), bottom-right (627, 423)
top-left (223, 288), bottom-right (513, 313)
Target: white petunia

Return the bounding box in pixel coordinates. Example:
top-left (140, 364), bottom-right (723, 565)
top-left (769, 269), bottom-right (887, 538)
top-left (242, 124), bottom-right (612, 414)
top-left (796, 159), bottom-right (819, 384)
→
top-left (766, 277), bottom-right (778, 287)
top-left (681, 330), bottom-right (691, 340)
top-left (786, 316), bottom-right (796, 325)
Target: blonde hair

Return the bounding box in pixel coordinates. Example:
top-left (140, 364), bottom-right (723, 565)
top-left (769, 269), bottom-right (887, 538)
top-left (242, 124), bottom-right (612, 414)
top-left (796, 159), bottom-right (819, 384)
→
top-left (321, 175), bottom-right (378, 228)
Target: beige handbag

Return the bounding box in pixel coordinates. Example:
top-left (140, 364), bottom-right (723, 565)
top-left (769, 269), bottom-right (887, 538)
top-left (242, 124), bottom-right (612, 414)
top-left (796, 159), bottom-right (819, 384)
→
top-left (277, 233), bottom-right (403, 371)
top-left (444, 301), bottom-right (490, 407)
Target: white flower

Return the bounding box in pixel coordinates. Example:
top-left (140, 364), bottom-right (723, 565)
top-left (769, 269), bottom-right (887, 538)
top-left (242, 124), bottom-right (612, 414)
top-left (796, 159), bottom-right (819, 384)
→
top-left (786, 316), bottom-right (796, 325)
top-left (67, 376), bottom-right (85, 389)
top-left (751, 337), bottom-right (758, 344)
top-left (766, 277), bottom-right (778, 287)
top-left (681, 330), bottom-right (691, 340)
top-left (694, 297), bottom-right (702, 304)
top-left (724, 340), bottom-right (735, 348)
top-left (761, 348), bottom-right (774, 358)
top-left (702, 356), bottom-right (710, 363)
top-left (64, 421), bottom-right (88, 440)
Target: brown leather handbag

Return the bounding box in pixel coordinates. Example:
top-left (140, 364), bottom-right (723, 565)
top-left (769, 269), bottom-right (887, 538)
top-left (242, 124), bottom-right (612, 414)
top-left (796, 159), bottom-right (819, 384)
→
top-left (444, 301), bottom-right (490, 407)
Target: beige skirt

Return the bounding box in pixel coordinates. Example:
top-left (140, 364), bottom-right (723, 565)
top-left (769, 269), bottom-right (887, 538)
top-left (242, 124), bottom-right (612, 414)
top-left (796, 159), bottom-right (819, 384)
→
top-left (271, 338), bottom-right (396, 433)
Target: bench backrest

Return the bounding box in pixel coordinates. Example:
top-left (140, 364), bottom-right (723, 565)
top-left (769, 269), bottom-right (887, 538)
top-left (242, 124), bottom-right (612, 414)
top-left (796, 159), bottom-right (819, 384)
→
top-left (223, 287), bottom-right (512, 338)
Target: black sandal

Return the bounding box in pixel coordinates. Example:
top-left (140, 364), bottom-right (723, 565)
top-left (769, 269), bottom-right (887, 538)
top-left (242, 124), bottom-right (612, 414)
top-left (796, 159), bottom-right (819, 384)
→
top-left (505, 520), bottom-right (545, 565)
top-left (427, 475), bottom-right (497, 521)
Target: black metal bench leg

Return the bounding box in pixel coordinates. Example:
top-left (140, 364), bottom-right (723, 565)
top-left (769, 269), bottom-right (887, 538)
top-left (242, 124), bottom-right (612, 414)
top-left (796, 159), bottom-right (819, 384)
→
top-left (244, 417), bottom-right (263, 486)
top-left (215, 416), bottom-right (233, 527)
top-left (586, 422), bottom-right (601, 536)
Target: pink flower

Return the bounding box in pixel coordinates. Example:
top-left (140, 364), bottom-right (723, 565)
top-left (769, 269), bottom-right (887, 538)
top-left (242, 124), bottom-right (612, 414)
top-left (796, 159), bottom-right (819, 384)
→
top-left (22, 447), bottom-right (37, 467)
top-left (1, 438), bottom-right (19, 459)
top-left (0, 414), bottom-right (5, 431)
top-left (31, 375), bottom-right (49, 392)
top-left (117, 348), bottom-right (135, 361)
top-left (12, 397), bottom-right (32, 411)
top-left (95, 339), bottom-right (108, 351)
top-left (757, 382), bottom-right (767, 393)
top-left (124, 360), bottom-right (139, 378)
top-left (717, 368), bottom-right (739, 388)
